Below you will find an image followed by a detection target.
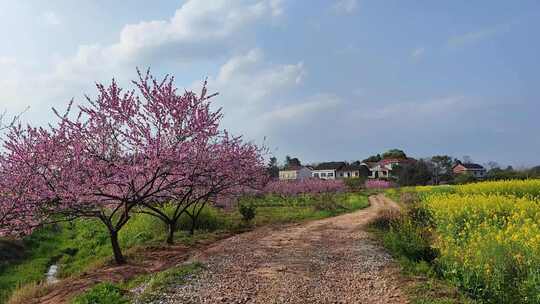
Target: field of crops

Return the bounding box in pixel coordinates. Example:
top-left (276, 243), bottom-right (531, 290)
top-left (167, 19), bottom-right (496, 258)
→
top-left (389, 179), bottom-right (540, 199)
top-left (390, 180), bottom-right (540, 303)
top-left (456, 179), bottom-right (540, 198)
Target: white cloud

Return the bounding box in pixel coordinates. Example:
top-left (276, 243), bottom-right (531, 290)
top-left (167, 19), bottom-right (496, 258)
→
top-left (0, 57), bottom-right (17, 66)
top-left (0, 0), bottom-right (287, 120)
top-left (447, 23), bottom-right (511, 48)
top-left (47, 0), bottom-right (286, 85)
top-left (262, 94), bottom-right (340, 121)
top-left (352, 88), bottom-right (366, 97)
top-left (269, 0), bottom-right (285, 17)
top-left (196, 48), bottom-right (340, 143)
top-left (197, 48), bottom-right (307, 138)
top-left (411, 47), bottom-right (425, 58)
top-left (363, 96), bottom-right (466, 120)
top-left (212, 48), bottom-right (305, 105)
top-left (42, 11), bottom-right (61, 26)
top-left (333, 0), bottom-right (359, 14)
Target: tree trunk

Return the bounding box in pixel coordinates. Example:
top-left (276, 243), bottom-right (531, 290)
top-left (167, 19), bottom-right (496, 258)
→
top-left (189, 216), bottom-right (196, 235)
top-left (166, 222), bottom-right (175, 245)
top-left (109, 231), bottom-right (126, 264)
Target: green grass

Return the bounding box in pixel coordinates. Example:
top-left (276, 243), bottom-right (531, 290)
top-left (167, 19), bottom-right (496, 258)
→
top-left (0, 192), bottom-right (369, 303)
top-left (69, 262), bottom-right (203, 304)
top-left (372, 225), bottom-right (477, 304)
top-left (0, 214), bottom-right (167, 303)
top-left (124, 262), bottom-right (203, 303)
top-left (250, 192), bottom-right (369, 225)
top-left (407, 279), bottom-right (478, 304)
top-left (0, 227), bottom-right (68, 303)
top-left (371, 194), bottom-right (476, 304)
top-left (71, 282), bottom-right (129, 304)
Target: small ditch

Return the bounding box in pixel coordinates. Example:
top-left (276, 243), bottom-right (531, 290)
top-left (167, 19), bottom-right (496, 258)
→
top-left (46, 264), bottom-right (59, 284)
top-left (45, 254), bottom-right (65, 284)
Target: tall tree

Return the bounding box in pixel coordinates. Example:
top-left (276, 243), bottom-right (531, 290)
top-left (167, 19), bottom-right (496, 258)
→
top-left (529, 166), bottom-right (540, 178)
top-left (267, 156), bottom-right (279, 179)
top-left (284, 156), bottom-right (301, 167)
top-left (363, 154), bottom-right (382, 162)
top-left (485, 161), bottom-right (500, 170)
top-left (394, 160), bottom-right (432, 186)
top-left (382, 149), bottom-right (407, 160)
top-left (431, 155), bottom-right (454, 184)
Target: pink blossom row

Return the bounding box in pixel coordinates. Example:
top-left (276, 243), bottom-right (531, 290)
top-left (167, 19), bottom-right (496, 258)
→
top-left (264, 179), bottom-right (346, 197)
top-left (365, 180), bottom-right (394, 189)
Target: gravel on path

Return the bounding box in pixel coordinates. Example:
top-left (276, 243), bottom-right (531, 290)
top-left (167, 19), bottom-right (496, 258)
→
top-left (150, 194), bottom-right (407, 304)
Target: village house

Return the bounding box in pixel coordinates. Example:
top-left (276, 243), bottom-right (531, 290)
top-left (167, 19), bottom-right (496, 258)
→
top-left (337, 163), bottom-right (369, 179)
top-left (311, 162), bottom-right (346, 180)
top-left (452, 162), bottom-right (487, 178)
top-left (278, 165), bottom-right (313, 181)
top-left (362, 158), bottom-right (416, 179)
top-left (360, 162), bottom-right (378, 178)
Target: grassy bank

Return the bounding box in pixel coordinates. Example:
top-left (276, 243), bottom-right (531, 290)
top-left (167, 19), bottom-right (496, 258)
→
top-left (71, 263), bottom-right (203, 304)
top-left (370, 200), bottom-right (476, 304)
top-left (0, 192), bottom-right (369, 303)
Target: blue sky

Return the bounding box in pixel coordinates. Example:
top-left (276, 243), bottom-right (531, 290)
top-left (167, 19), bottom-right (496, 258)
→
top-left (0, 0), bottom-right (539, 167)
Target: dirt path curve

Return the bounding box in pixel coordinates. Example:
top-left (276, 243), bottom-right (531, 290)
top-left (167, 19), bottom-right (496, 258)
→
top-left (154, 194), bottom-right (406, 304)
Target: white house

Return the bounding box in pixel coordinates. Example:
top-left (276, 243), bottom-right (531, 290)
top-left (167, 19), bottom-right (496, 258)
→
top-left (363, 158), bottom-right (416, 179)
top-left (311, 162), bottom-right (346, 180)
top-left (279, 166), bottom-right (313, 181)
top-left (337, 163), bottom-right (366, 178)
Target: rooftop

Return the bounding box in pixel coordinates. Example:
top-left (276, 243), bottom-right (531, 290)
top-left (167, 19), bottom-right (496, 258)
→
top-left (313, 161), bottom-right (347, 171)
top-left (456, 163), bottom-right (485, 170)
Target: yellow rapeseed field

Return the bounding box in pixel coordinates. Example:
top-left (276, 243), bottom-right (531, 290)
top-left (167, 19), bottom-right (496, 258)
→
top-left (413, 180), bottom-right (540, 303)
top-left (456, 179), bottom-right (540, 198)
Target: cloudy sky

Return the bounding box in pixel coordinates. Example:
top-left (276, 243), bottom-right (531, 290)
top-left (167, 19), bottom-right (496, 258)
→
top-left (1, 0), bottom-right (539, 167)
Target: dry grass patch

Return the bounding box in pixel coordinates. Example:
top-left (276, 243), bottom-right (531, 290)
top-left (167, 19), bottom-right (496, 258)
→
top-left (7, 281), bottom-right (55, 304)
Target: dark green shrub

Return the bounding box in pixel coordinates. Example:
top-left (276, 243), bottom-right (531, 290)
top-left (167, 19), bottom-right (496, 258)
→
top-left (0, 239), bottom-right (25, 268)
top-left (343, 177), bottom-right (365, 191)
top-left (176, 206), bottom-right (228, 232)
top-left (72, 282), bottom-right (128, 304)
top-left (384, 218), bottom-right (438, 262)
top-left (370, 209), bottom-right (402, 230)
top-left (407, 204), bottom-right (434, 228)
top-left (453, 173), bottom-right (477, 185)
top-left (312, 193), bottom-right (346, 212)
top-left (239, 203), bottom-right (256, 223)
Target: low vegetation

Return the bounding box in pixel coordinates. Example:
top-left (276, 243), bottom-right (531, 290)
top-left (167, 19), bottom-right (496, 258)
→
top-left (378, 179), bottom-right (540, 304)
top-left (71, 282), bottom-right (129, 304)
top-left (127, 262), bottom-right (203, 302)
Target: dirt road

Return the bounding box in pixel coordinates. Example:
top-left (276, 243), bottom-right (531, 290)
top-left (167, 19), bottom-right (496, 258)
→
top-left (153, 194), bottom-right (406, 304)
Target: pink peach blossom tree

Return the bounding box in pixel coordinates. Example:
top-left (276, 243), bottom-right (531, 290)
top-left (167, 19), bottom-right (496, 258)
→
top-left (0, 70), bottom-right (266, 263)
top-left (0, 158), bottom-right (42, 237)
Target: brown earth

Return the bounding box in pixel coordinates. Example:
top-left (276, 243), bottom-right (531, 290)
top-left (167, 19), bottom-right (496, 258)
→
top-left (31, 238), bottom-right (230, 304)
top-left (151, 194), bottom-right (407, 304)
